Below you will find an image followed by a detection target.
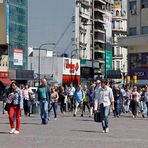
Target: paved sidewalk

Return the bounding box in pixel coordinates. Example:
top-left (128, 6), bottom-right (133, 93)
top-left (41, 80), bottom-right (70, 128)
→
top-left (0, 112), bottom-right (148, 148)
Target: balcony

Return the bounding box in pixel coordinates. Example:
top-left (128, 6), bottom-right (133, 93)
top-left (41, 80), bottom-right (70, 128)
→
top-left (94, 0), bottom-right (106, 5)
top-left (112, 27), bottom-right (127, 33)
top-left (80, 11), bottom-right (89, 20)
top-left (98, 58), bottom-right (105, 63)
top-left (79, 41), bottom-right (87, 48)
top-left (94, 5), bottom-right (105, 14)
top-left (79, 26), bottom-right (87, 34)
top-left (113, 54), bottom-right (123, 59)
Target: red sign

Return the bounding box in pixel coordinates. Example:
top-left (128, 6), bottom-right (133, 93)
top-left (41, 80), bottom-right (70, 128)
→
top-left (65, 62), bottom-right (79, 73)
top-left (0, 72), bottom-right (9, 78)
top-left (62, 75), bottom-right (80, 85)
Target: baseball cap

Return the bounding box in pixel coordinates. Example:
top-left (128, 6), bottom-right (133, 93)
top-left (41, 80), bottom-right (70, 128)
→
top-left (96, 80), bottom-right (101, 83)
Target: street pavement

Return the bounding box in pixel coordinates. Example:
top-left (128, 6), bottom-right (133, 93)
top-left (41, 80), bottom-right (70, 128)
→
top-left (0, 110), bottom-right (148, 148)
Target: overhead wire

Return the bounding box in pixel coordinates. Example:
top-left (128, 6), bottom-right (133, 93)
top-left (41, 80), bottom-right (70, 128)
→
top-left (53, 20), bottom-right (73, 50)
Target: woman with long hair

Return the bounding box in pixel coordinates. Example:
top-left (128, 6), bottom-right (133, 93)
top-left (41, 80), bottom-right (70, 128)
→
top-left (8, 81), bottom-right (23, 134)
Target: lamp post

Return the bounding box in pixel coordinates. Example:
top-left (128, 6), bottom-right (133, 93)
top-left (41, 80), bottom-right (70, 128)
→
top-left (38, 43), bottom-right (55, 85)
top-left (104, 28), bottom-right (107, 79)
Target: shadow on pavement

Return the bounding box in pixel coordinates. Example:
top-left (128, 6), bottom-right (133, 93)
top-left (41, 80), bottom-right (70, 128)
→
top-left (0, 131), bottom-right (9, 134)
top-left (71, 129), bottom-right (99, 133)
top-left (21, 122), bottom-right (41, 125)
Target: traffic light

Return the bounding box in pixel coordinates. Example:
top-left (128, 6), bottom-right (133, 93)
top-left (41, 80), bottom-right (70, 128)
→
top-left (133, 75), bottom-right (137, 85)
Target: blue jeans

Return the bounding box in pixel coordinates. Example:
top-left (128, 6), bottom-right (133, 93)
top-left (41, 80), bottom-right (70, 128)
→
top-left (40, 100), bottom-right (48, 124)
top-left (114, 99), bottom-right (120, 117)
top-left (100, 103), bottom-right (110, 130)
top-left (48, 102), bottom-right (58, 118)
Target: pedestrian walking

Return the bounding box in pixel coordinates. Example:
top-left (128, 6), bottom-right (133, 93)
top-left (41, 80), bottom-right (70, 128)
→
top-left (94, 79), bottom-right (114, 133)
top-left (23, 84), bottom-right (33, 116)
top-left (37, 79), bottom-right (50, 124)
top-left (48, 87), bottom-right (59, 120)
top-left (8, 81), bottom-right (23, 134)
top-left (73, 85), bottom-right (84, 117)
top-left (130, 86), bottom-right (139, 118)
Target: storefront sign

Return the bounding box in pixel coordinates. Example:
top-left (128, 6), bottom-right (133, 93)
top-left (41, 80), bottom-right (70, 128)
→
top-left (13, 48), bottom-right (23, 66)
top-left (63, 58), bottom-right (80, 76)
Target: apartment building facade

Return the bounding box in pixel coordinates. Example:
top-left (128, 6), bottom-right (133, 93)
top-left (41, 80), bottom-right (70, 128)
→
top-left (112, 0), bottom-right (128, 82)
top-left (119, 0), bottom-right (148, 85)
top-left (75, 0), bottom-right (112, 80)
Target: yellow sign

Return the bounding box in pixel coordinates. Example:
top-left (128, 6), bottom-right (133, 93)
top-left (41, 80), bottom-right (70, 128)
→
top-left (133, 75), bottom-right (137, 85)
top-left (126, 76), bottom-right (130, 84)
top-left (112, 1), bottom-right (122, 8)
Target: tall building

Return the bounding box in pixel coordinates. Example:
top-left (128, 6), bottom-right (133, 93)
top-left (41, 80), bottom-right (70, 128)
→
top-left (75, 0), bottom-right (112, 80)
top-left (0, 0), bottom-right (33, 85)
top-left (119, 0), bottom-right (148, 85)
top-left (112, 0), bottom-right (128, 82)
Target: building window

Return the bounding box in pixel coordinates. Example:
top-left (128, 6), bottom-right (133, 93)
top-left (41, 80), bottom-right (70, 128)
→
top-left (129, 1), bottom-right (136, 15)
top-left (141, 0), bottom-right (148, 8)
top-left (142, 26), bottom-right (148, 34)
top-left (116, 61), bottom-right (120, 70)
top-left (113, 61), bottom-right (115, 70)
top-left (116, 10), bottom-right (119, 16)
top-left (129, 27), bottom-right (137, 36)
top-left (116, 46), bottom-right (120, 56)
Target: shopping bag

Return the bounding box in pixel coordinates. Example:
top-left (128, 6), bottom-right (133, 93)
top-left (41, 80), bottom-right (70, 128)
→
top-left (94, 111), bottom-right (102, 122)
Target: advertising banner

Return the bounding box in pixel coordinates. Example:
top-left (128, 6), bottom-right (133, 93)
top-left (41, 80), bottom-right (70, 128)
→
top-left (103, 11), bottom-right (112, 51)
top-left (13, 48), bottom-right (23, 66)
top-left (63, 58), bottom-right (80, 76)
top-left (106, 50), bottom-right (112, 71)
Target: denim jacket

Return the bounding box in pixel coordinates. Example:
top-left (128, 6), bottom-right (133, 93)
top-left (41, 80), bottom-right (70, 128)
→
top-left (12, 87), bottom-right (23, 108)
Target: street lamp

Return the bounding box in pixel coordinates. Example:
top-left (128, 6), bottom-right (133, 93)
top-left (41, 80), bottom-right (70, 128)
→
top-left (38, 43), bottom-right (55, 85)
top-left (104, 28), bottom-right (107, 79)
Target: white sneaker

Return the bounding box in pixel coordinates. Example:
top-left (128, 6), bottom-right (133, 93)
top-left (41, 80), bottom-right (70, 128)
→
top-left (54, 118), bottom-right (57, 121)
top-left (102, 130), bottom-right (105, 133)
top-left (9, 128), bottom-right (15, 134)
top-left (105, 128), bottom-right (109, 133)
top-left (14, 130), bottom-right (20, 134)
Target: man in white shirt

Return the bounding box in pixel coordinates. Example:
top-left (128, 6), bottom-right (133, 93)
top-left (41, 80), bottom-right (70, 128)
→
top-left (94, 79), bottom-right (114, 133)
top-left (68, 84), bottom-right (75, 112)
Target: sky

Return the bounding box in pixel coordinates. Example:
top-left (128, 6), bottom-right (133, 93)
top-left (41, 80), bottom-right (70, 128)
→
top-left (28, 0), bottom-right (75, 55)
top-left (28, 0), bottom-right (127, 56)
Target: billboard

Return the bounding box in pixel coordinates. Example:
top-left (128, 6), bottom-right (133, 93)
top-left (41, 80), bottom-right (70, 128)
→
top-left (106, 50), bottom-right (112, 71)
top-left (63, 58), bottom-right (80, 76)
top-left (62, 58), bottom-right (80, 85)
top-left (13, 48), bottom-right (23, 66)
top-left (0, 0), bottom-right (6, 44)
top-left (103, 11), bottom-right (112, 51)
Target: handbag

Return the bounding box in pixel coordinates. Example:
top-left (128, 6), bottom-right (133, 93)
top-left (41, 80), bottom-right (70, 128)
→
top-left (94, 111), bottom-right (102, 123)
top-left (4, 103), bottom-right (11, 111)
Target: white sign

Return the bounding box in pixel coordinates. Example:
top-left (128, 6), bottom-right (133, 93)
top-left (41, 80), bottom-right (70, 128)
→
top-left (0, 0), bottom-right (3, 3)
top-left (13, 48), bottom-right (23, 66)
top-left (63, 58), bottom-right (80, 76)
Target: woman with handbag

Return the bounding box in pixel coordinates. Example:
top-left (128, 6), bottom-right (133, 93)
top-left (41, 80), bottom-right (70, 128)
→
top-left (8, 81), bottom-right (23, 134)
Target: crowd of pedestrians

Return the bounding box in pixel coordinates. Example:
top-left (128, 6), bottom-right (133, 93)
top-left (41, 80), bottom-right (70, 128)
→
top-left (1, 78), bottom-right (148, 134)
